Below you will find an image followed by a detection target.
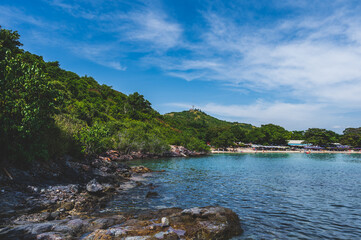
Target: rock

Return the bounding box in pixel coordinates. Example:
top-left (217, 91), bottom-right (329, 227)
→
top-left (31, 223), bottom-right (55, 235)
top-left (154, 230), bottom-right (178, 239)
top-left (83, 206), bottom-right (242, 240)
top-left (66, 219), bottom-right (88, 235)
top-left (36, 232), bottom-right (69, 240)
top-left (50, 211), bottom-right (60, 220)
top-left (90, 216), bottom-right (124, 229)
top-left (131, 166), bottom-right (152, 173)
top-left (86, 179), bottom-right (104, 194)
top-left (146, 191), bottom-right (159, 198)
top-left (2, 206), bottom-right (241, 240)
top-left (161, 217), bottom-right (169, 227)
top-left (60, 202), bottom-right (74, 211)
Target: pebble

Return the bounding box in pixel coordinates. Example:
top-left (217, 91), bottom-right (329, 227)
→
top-left (161, 217), bottom-right (170, 227)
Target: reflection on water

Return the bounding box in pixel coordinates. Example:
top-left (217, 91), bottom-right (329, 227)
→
top-left (107, 153), bottom-right (361, 239)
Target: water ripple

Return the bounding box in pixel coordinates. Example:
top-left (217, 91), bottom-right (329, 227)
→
top-left (107, 154), bottom-right (361, 239)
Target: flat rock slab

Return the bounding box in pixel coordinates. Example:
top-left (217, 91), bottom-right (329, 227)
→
top-left (84, 206), bottom-right (242, 240)
top-left (0, 206), bottom-right (242, 240)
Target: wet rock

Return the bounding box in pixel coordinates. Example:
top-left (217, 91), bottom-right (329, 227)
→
top-left (1, 206), bottom-right (241, 240)
top-left (131, 166), bottom-right (152, 173)
top-left (50, 211), bottom-right (60, 220)
top-left (0, 222), bottom-right (57, 239)
top-left (31, 223), bottom-right (55, 235)
top-left (83, 206), bottom-right (242, 240)
top-left (154, 230), bottom-right (178, 239)
top-left (90, 216), bottom-right (125, 229)
top-left (36, 232), bottom-right (69, 240)
top-left (161, 217), bottom-right (169, 227)
top-left (66, 219), bottom-right (89, 235)
top-left (60, 202), bottom-right (74, 211)
top-left (146, 191), bottom-right (158, 198)
top-left (86, 179), bottom-right (104, 194)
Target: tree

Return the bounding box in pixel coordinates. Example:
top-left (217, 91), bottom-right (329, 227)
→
top-left (125, 92), bottom-right (153, 120)
top-left (230, 125), bottom-right (247, 142)
top-left (304, 128), bottom-right (339, 146)
top-left (340, 128), bottom-right (361, 147)
top-left (212, 130), bottom-right (236, 149)
top-left (246, 124), bottom-right (289, 145)
top-left (0, 27), bottom-right (23, 60)
top-left (290, 130), bottom-right (305, 140)
top-left (75, 123), bottom-right (110, 156)
top-left (0, 51), bottom-right (61, 161)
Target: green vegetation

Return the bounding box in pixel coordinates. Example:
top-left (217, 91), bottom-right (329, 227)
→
top-left (165, 111), bottom-right (346, 148)
top-left (340, 128), bottom-right (361, 147)
top-left (0, 28), bottom-right (62, 162)
top-left (164, 109), bottom-right (253, 149)
top-left (303, 128), bottom-right (340, 147)
top-left (246, 124), bottom-right (290, 145)
top-left (0, 27), bottom-right (210, 163)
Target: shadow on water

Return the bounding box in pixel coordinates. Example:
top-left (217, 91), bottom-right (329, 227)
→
top-left (250, 153), bottom-right (292, 159)
top-left (342, 154), bottom-right (361, 163)
top-left (305, 153), bottom-right (337, 161)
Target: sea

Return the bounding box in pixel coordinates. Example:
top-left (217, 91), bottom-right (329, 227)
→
top-left (106, 153), bottom-right (361, 239)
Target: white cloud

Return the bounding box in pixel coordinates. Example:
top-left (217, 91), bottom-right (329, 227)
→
top-left (156, 9), bottom-right (361, 110)
top-left (125, 10), bottom-right (183, 50)
top-left (70, 43), bottom-right (127, 71)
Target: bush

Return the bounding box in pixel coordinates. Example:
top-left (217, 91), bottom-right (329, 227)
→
top-left (74, 123), bottom-right (111, 156)
top-left (0, 48), bottom-right (61, 162)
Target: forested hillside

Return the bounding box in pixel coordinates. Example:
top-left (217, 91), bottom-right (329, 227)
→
top-left (164, 110), bottom-right (254, 148)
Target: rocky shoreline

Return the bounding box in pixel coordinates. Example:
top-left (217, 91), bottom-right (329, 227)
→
top-left (0, 147), bottom-right (242, 239)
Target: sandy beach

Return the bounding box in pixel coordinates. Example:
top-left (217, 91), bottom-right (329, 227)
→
top-left (212, 148), bottom-right (361, 154)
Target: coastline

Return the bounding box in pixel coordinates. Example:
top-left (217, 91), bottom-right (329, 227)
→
top-left (212, 148), bottom-right (361, 154)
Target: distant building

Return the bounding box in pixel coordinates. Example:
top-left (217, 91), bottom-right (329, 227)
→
top-left (287, 140), bottom-right (309, 147)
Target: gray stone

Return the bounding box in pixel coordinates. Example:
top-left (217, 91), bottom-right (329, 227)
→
top-left (31, 223), bottom-right (55, 235)
top-left (86, 179), bottom-right (104, 193)
top-left (161, 217), bottom-right (169, 227)
top-left (36, 232), bottom-right (68, 240)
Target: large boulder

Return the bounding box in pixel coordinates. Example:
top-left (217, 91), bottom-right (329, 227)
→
top-left (0, 207), bottom-right (241, 240)
top-left (83, 206), bottom-right (242, 240)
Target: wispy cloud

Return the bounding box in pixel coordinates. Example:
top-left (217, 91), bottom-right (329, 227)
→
top-left (0, 5), bottom-right (49, 28)
top-left (40, 0), bottom-right (184, 67)
top-left (124, 10), bottom-right (183, 50)
top-left (70, 43), bottom-right (127, 71)
top-left (154, 5), bottom-right (361, 123)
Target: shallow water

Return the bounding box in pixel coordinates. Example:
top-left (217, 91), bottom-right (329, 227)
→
top-left (107, 153), bottom-right (361, 239)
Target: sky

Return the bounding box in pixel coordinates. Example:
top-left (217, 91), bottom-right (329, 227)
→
top-left (2, 0), bottom-right (361, 132)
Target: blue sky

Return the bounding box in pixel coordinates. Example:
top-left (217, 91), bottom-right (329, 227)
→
top-left (2, 0), bottom-right (361, 132)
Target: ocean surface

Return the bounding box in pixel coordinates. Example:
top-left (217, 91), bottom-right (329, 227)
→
top-left (106, 153), bottom-right (361, 239)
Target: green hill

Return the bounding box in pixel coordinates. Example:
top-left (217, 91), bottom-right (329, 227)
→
top-left (164, 109), bottom-right (254, 147)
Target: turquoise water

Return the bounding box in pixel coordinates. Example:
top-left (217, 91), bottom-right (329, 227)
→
top-left (108, 153), bottom-right (361, 239)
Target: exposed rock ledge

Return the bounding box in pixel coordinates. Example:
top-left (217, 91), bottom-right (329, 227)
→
top-left (0, 206), bottom-right (242, 240)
